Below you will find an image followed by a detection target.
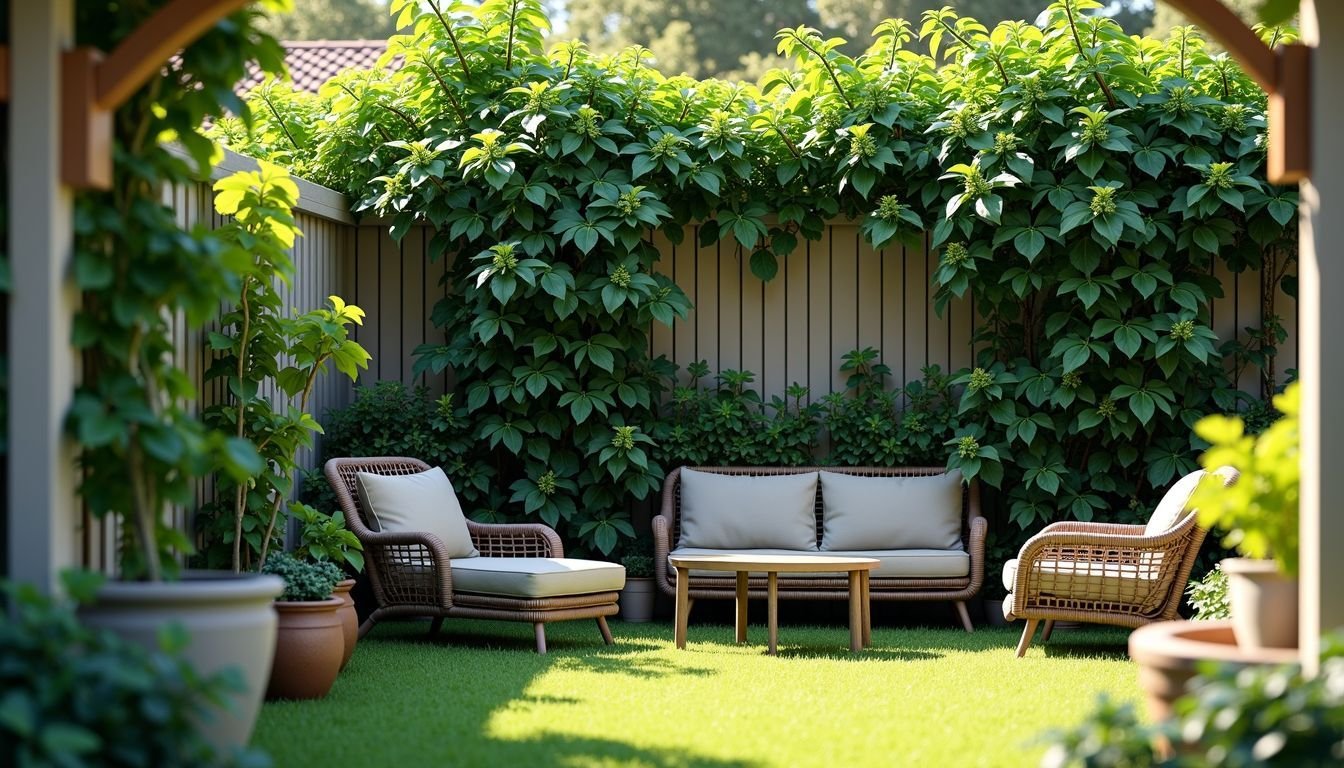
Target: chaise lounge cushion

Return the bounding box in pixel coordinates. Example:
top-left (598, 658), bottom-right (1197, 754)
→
top-left (1143, 469), bottom-right (1205, 536)
top-left (669, 548), bottom-right (970, 579)
top-left (356, 467), bottom-right (479, 559)
top-left (450, 557), bottom-right (626, 598)
top-left (677, 469), bottom-right (820, 551)
top-left (818, 470), bottom-right (964, 551)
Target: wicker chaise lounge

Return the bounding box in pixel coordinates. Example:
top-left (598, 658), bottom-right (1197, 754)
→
top-left (1002, 466), bottom-right (1237, 657)
top-left (325, 457), bottom-right (623, 654)
top-left (653, 466), bottom-right (986, 631)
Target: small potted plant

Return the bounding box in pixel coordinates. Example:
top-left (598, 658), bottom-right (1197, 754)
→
top-left (261, 553), bottom-right (345, 700)
top-left (293, 501), bottom-right (365, 669)
top-left (619, 540), bottom-right (656, 623)
top-left (1189, 382), bottom-right (1300, 649)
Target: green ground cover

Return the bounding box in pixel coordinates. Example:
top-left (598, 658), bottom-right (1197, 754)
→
top-left (254, 619), bottom-right (1141, 767)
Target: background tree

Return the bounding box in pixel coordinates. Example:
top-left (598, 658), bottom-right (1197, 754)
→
top-left (817, 0), bottom-right (1155, 40)
top-left (561, 0), bottom-right (818, 79)
top-left (258, 0), bottom-right (395, 41)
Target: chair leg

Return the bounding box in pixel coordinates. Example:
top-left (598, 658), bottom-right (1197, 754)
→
top-left (357, 614), bottom-right (378, 640)
top-left (1041, 619), bottom-right (1055, 643)
top-left (1016, 619), bottom-right (1039, 658)
top-left (428, 617), bottom-right (444, 637)
top-left (596, 616), bottom-right (614, 645)
top-left (534, 622), bottom-right (547, 654)
top-left (954, 601), bottom-right (974, 633)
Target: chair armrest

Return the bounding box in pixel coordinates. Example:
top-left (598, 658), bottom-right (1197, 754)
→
top-left (467, 521), bottom-right (563, 558)
top-left (1040, 520), bottom-right (1147, 536)
top-left (358, 530), bottom-right (454, 608)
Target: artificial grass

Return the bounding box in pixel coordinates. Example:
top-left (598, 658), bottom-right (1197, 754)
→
top-left (253, 618), bottom-right (1141, 767)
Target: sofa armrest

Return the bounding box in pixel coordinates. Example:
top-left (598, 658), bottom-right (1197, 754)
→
top-left (652, 514), bottom-right (676, 597)
top-left (965, 513), bottom-right (987, 596)
top-left (467, 521), bottom-right (563, 558)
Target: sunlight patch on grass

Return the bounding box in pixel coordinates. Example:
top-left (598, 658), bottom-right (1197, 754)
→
top-left (254, 620), bottom-right (1139, 768)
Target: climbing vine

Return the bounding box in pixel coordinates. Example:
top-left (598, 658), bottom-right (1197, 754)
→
top-left (226, 0), bottom-right (1298, 553)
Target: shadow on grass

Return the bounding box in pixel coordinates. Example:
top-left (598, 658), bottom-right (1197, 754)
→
top-left (1041, 639), bottom-right (1131, 661)
top-left (773, 645), bottom-right (943, 661)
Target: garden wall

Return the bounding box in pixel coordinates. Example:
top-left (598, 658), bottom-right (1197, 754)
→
top-left (75, 148), bottom-right (1300, 569)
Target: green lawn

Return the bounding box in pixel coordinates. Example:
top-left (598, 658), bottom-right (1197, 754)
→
top-left (253, 618), bottom-right (1142, 767)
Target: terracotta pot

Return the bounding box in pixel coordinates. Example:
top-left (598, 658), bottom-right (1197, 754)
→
top-left (79, 571), bottom-right (283, 749)
top-left (1223, 557), bottom-right (1299, 649)
top-left (333, 579), bottom-right (358, 670)
top-left (267, 598), bottom-right (345, 700)
top-left (619, 577), bottom-right (655, 622)
top-left (1129, 620), bottom-right (1298, 722)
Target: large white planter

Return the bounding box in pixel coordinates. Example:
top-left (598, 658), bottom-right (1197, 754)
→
top-left (619, 577), bottom-right (656, 623)
top-left (78, 571), bottom-right (283, 748)
top-left (1222, 557), bottom-right (1299, 650)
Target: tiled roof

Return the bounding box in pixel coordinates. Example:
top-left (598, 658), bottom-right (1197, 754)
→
top-left (239, 40), bottom-right (400, 95)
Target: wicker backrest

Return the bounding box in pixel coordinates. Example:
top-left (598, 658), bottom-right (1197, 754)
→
top-left (324, 456), bottom-right (433, 534)
top-left (660, 466), bottom-right (977, 549)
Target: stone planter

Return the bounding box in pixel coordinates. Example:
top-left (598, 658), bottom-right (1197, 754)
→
top-left (78, 571), bottom-right (283, 748)
top-left (619, 577), bottom-right (655, 623)
top-left (267, 598), bottom-right (345, 700)
top-left (334, 579), bottom-right (358, 670)
top-left (1222, 557), bottom-right (1299, 650)
top-left (1129, 620), bottom-right (1299, 722)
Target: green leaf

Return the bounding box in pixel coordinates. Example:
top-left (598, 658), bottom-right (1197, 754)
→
top-left (750, 249), bottom-right (779, 281)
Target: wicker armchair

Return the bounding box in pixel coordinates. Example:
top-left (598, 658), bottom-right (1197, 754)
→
top-left (1003, 466), bottom-right (1238, 657)
top-left (324, 457), bottom-right (620, 653)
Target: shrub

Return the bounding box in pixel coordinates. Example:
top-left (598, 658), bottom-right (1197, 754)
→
top-left (300, 381), bottom-right (481, 516)
top-left (824, 354), bottom-right (958, 467)
top-left (262, 553), bottom-right (342, 602)
top-left (1186, 562), bottom-right (1230, 620)
top-left (0, 577), bottom-right (268, 767)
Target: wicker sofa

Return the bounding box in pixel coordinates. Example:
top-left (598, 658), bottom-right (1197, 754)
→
top-left (653, 466), bottom-right (986, 631)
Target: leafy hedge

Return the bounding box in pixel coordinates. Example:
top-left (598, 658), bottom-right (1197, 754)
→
top-left (227, 0), bottom-right (1297, 554)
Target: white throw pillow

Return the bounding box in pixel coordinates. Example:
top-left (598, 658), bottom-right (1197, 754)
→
top-left (676, 469), bottom-right (819, 551)
top-left (1144, 469), bottom-right (1205, 536)
top-left (819, 470), bottom-right (964, 551)
top-left (355, 467), bottom-right (479, 559)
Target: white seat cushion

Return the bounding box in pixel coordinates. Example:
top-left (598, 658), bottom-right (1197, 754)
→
top-left (669, 548), bottom-right (969, 579)
top-left (818, 470), bottom-right (963, 551)
top-left (677, 469), bottom-right (819, 551)
top-left (450, 557), bottom-right (625, 598)
top-left (1002, 557), bottom-right (1162, 602)
top-left (356, 467), bottom-right (478, 559)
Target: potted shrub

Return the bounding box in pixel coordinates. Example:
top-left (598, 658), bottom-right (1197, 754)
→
top-left (293, 501), bottom-right (365, 669)
top-left (618, 542), bottom-right (656, 623)
top-left (1189, 382), bottom-right (1300, 649)
top-left (69, 7), bottom-right (289, 749)
top-left (2, 577), bottom-right (268, 766)
top-left (261, 554), bottom-right (345, 700)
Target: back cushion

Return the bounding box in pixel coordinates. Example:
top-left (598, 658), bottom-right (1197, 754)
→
top-left (677, 469), bottom-right (819, 551)
top-left (819, 470), bottom-right (964, 551)
top-left (1144, 469), bottom-right (1205, 536)
top-left (356, 467), bottom-right (479, 559)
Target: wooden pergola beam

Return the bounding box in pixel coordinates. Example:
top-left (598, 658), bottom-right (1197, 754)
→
top-left (59, 0), bottom-right (250, 188)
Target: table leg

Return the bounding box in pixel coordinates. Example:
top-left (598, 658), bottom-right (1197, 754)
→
top-left (767, 571), bottom-right (778, 655)
top-left (735, 571), bottom-right (748, 643)
top-left (674, 566), bottom-right (690, 649)
top-left (861, 570), bottom-right (872, 648)
top-left (848, 571), bottom-right (862, 652)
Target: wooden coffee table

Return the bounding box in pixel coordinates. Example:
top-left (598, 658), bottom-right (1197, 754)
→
top-left (668, 554), bottom-right (879, 654)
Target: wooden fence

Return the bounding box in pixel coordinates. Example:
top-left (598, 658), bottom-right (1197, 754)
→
top-left (78, 149), bottom-right (1299, 569)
